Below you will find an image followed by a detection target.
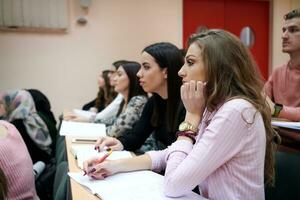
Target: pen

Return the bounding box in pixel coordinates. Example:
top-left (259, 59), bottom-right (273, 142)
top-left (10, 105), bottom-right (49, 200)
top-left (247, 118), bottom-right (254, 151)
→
top-left (83, 148), bottom-right (113, 175)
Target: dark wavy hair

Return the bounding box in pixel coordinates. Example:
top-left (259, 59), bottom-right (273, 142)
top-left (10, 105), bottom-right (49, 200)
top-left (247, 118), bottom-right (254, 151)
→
top-left (95, 70), bottom-right (117, 110)
top-left (188, 29), bottom-right (279, 185)
top-left (116, 61), bottom-right (147, 116)
top-left (142, 42), bottom-right (184, 132)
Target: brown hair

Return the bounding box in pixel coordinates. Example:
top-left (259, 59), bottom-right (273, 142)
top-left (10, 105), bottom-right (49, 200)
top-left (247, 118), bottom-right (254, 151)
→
top-left (188, 29), bottom-right (279, 185)
top-left (95, 70), bottom-right (117, 110)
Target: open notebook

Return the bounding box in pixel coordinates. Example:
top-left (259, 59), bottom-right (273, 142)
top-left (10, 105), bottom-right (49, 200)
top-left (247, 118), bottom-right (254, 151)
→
top-left (68, 170), bottom-right (207, 200)
top-left (71, 144), bottom-right (132, 169)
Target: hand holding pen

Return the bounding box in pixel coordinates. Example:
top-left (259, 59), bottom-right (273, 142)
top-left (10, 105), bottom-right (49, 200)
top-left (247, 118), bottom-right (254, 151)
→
top-left (83, 148), bottom-right (113, 179)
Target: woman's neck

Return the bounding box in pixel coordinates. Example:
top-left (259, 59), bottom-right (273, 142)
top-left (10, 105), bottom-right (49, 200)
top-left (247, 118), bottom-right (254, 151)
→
top-left (120, 91), bottom-right (129, 104)
top-left (155, 83), bottom-right (168, 100)
top-left (0, 125), bottom-right (8, 139)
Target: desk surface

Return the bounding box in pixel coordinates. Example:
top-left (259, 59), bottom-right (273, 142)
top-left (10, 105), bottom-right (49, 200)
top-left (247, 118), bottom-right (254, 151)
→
top-left (66, 136), bottom-right (99, 200)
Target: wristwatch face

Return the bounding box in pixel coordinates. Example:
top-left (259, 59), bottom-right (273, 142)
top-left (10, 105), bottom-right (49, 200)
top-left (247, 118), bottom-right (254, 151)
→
top-left (179, 122), bottom-right (189, 131)
top-left (179, 121), bottom-right (197, 132)
top-left (273, 103), bottom-right (283, 117)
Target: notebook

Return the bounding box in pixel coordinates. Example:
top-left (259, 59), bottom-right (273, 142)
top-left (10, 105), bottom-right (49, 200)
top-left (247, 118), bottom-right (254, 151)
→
top-left (59, 120), bottom-right (106, 137)
top-left (271, 120), bottom-right (300, 130)
top-left (68, 170), bottom-right (207, 200)
top-left (71, 144), bottom-right (132, 169)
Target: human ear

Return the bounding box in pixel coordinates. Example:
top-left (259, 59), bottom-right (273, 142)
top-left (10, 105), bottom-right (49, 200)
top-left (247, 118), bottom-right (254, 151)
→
top-left (163, 68), bottom-right (168, 79)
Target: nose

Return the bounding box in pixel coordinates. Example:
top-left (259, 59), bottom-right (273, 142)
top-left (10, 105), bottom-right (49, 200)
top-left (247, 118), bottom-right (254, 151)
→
top-left (282, 30), bottom-right (288, 40)
top-left (137, 68), bottom-right (142, 78)
top-left (178, 65), bottom-right (185, 77)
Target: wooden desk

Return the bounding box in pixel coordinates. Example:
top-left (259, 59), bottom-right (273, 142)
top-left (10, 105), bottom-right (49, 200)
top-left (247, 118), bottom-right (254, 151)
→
top-left (66, 136), bottom-right (99, 200)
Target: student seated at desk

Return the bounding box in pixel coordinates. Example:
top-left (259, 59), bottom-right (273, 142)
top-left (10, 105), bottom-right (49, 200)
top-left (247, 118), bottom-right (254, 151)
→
top-left (264, 8), bottom-right (300, 153)
top-left (82, 69), bottom-right (117, 113)
top-left (0, 120), bottom-right (39, 200)
top-left (94, 42), bottom-right (184, 152)
top-left (85, 30), bottom-right (279, 200)
top-left (95, 61), bottom-right (147, 137)
top-left (0, 90), bottom-right (53, 163)
top-left (64, 60), bottom-right (128, 123)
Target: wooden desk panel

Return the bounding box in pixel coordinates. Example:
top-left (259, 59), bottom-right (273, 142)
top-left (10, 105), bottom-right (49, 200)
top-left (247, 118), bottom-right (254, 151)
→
top-left (66, 136), bottom-right (99, 200)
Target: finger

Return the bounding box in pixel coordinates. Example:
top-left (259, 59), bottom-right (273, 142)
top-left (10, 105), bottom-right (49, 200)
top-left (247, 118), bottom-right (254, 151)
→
top-left (181, 83), bottom-right (188, 100)
top-left (91, 173), bottom-right (105, 180)
top-left (95, 137), bottom-right (104, 150)
top-left (99, 137), bottom-right (111, 151)
top-left (189, 81), bottom-right (196, 98)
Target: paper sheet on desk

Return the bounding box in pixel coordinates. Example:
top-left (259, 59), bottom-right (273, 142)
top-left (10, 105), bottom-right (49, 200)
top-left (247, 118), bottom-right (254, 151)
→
top-left (68, 171), bottom-right (206, 200)
top-left (271, 121), bottom-right (300, 130)
top-left (59, 121), bottom-right (106, 137)
top-left (73, 109), bottom-right (96, 119)
top-left (71, 144), bottom-right (132, 169)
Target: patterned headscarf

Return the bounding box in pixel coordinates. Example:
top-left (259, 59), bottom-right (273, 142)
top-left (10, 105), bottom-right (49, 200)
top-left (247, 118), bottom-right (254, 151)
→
top-left (0, 90), bottom-right (52, 154)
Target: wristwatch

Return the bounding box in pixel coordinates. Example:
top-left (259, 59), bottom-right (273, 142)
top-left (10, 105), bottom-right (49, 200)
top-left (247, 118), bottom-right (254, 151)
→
top-left (179, 121), bottom-right (198, 133)
top-left (273, 103), bottom-right (283, 117)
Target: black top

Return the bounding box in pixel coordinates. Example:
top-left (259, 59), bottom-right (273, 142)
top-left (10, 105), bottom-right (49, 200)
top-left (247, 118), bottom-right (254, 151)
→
top-left (118, 96), bottom-right (185, 151)
top-left (82, 98), bottom-right (105, 112)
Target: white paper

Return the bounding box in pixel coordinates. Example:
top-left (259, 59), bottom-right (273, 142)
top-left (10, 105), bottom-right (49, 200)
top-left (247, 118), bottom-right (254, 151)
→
top-left (59, 120), bottom-right (106, 137)
top-left (68, 171), bottom-right (206, 200)
top-left (271, 121), bottom-right (300, 130)
top-left (71, 144), bottom-right (132, 169)
top-left (73, 109), bottom-right (96, 119)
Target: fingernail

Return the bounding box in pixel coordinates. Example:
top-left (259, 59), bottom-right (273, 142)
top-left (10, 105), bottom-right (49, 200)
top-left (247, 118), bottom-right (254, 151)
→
top-left (90, 168), bottom-right (96, 173)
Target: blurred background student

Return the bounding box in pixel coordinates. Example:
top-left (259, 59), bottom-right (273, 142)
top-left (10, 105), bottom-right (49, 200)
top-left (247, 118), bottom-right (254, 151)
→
top-left (96, 61), bottom-right (147, 138)
top-left (0, 90), bottom-right (53, 163)
top-left (82, 69), bottom-right (117, 113)
top-left (264, 8), bottom-right (300, 153)
top-left (64, 60), bottom-right (128, 122)
top-left (0, 120), bottom-right (39, 200)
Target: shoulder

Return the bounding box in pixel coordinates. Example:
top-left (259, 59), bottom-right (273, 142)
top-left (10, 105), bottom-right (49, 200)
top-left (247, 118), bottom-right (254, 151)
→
top-left (128, 95), bottom-right (147, 106)
top-left (271, 63), bottom-right (288, 76)
top-left (217, 98), bottom-right (259, 122)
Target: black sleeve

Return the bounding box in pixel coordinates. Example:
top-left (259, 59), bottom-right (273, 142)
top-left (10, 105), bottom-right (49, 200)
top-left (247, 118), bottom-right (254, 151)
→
top-left (11, 120), bottom-right (51, 163)
top-left (82, 99), bottom-right (96, 111)
top-left (118, 97), bottom-right (155, 151)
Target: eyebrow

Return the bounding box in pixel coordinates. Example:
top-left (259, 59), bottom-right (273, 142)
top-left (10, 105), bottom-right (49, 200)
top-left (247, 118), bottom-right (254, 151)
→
top-left (185, 55), bottom-right (197, 59)
top-left (142, 62), bottom-right (150, 65)
top-left (283, 25), bottom-right (300, 29)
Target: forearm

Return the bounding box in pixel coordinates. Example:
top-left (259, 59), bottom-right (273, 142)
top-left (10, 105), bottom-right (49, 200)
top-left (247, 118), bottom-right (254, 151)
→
top-left (279, 106), bottom-right (300, 121)
top-left (116, 154), bottom-right (152, 173)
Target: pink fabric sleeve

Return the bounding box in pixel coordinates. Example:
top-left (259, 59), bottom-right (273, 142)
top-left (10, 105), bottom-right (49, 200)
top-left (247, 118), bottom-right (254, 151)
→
top-left (162, 102), bottom-right (255, 197)
top-left (147, 149), bottom-right (168, 173)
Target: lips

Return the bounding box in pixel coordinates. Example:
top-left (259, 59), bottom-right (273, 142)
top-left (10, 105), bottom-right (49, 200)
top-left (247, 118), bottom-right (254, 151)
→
top-left (139, 81), bottom-right (145, 86)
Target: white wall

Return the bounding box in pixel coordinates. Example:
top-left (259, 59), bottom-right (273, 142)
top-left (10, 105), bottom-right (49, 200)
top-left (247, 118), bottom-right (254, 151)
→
top-left (0, 0), bottom-right (299, 119)
top-left (0, 0), bottom-right (182, 119)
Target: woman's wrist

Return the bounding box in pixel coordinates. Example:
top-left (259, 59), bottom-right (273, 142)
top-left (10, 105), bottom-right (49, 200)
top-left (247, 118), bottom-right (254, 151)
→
top-left (184, 112), bottom-right (202, 128)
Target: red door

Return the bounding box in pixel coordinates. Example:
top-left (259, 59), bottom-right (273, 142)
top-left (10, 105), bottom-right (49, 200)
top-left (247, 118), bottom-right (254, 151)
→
top-left (183, 0), bottom-right (269, 79)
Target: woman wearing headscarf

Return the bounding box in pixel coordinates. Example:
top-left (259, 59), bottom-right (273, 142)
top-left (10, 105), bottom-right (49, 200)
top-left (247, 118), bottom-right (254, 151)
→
top-left (0, 89), bottom-right (52, 163)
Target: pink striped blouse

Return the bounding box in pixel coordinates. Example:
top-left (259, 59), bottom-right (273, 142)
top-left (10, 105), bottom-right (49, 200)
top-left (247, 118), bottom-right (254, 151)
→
top-left (148, 99), bottom-right (266, 200)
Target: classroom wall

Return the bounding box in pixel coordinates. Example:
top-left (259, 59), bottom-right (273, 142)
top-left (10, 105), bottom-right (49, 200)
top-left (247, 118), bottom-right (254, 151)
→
top-left (0, 0), bottom-right (182, 118)
top-left (0, 0), bottom-right (299, 119)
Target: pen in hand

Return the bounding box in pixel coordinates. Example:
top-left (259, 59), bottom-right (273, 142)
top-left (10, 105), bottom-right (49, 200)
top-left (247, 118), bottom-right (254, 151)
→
top-left (83, 148), bottom-right (113, 176)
